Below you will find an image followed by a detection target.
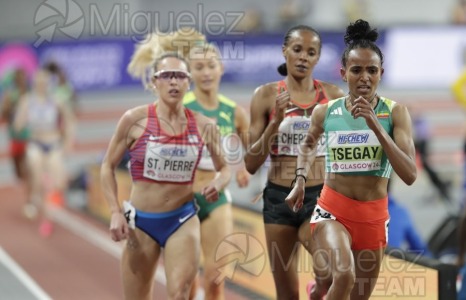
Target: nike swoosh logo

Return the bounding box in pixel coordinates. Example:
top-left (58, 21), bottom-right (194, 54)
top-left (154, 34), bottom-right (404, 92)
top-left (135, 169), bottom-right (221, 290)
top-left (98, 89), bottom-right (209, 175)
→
top-left (285, 107), bottom-right (299, 114)
top-left (179, 212), bottom-right (194, 223)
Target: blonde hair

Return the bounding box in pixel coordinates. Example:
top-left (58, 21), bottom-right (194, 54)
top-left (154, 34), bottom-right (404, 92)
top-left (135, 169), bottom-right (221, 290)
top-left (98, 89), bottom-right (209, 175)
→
top-left (127, 28), bottom-right (207, 89)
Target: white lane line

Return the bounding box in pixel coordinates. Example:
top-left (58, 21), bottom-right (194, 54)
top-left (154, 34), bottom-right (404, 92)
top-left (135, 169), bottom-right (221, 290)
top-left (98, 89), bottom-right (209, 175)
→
top-left (48, 206), bottom-right (166, 285)
top-left (0, 246), bottom-right (52, 300)
top-left (49, 206), bottom-right (205, 299)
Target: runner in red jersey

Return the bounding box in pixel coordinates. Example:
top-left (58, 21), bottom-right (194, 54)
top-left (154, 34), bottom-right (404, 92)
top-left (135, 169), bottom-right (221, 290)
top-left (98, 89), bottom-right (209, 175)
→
top-left (244, 25), bottom-right (345, 299)
top-left (101, 52), bottom-right (231, 300)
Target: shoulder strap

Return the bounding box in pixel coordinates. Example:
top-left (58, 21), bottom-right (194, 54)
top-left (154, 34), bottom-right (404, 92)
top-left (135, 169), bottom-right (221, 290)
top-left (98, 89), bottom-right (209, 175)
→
top-left (277, 80), bottom-right (286, 94)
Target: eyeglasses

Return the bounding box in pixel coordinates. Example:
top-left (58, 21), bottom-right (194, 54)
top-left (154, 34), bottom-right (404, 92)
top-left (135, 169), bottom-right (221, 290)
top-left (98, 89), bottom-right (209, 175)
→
top-left (153, 70), bottom-right (191, 81)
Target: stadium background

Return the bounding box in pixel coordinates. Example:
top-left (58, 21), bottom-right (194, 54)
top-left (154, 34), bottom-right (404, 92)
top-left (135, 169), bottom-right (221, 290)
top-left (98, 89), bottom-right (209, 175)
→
top-left (0, 0), bottom-right (464, 299)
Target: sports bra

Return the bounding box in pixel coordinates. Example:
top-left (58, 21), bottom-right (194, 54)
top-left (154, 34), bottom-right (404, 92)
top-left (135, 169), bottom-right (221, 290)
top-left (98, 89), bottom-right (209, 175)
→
top-left (183, 92), bottom-right (237, 170)
top-left (269, 80), bottom-right (330, 157)
top-left (28, 95), bottom-right (59, 133)
top-left (129, 104), bottom-right (204, 184)
top-left (324, 97), bottom-right (395, 178)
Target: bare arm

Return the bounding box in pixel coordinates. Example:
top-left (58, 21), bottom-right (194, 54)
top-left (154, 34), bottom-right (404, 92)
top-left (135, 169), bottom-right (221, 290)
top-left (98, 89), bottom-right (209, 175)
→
top-left (57, 100), bottom-right (75, 152)
top-left (13, 96), bottom-right (28, 132)
top-left (101, 110), bottom-right (135, 214)
top-left (235, 104), bottom-right (250, 150)
top-left (374, 104), bottom-right (417, 185)
top-left (285, 104), bottom-right (327, 211)
top-left (198, 115), bottom-right (231, 201)
top-left (350, 97), bottom-right (417, 185)
top-left (1, 92), bottom-right (12, 122)
top-left (296, 104), bottom-right (327, 175)
top-left (244, 84), bottom-right (289, 174)
top-left (234, 104), bottom-right (251, 187)
top-left (100, 109), bottom-right (139, 241)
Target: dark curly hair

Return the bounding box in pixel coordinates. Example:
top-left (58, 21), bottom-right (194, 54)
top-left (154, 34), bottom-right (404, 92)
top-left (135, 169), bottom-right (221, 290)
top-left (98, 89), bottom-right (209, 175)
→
top-left (341, 19), bottom-right (384, 68)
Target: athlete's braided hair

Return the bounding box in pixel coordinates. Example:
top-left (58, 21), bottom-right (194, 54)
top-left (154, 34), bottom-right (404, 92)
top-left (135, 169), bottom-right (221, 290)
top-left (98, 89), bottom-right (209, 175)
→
top-left (341, 19), bottom-right (384, 67)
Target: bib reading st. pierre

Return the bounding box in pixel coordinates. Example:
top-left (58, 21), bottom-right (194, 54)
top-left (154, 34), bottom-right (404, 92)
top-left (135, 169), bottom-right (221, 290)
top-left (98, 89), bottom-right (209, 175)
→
top-left (143, 136), bottom-right (200, 183)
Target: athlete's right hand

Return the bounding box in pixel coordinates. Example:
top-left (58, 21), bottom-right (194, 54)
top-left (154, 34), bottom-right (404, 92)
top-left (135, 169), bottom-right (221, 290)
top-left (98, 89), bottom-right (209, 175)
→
top-left (285, 179), bottom-right (305, 212)
top-left (109, 212), bottom-right (129, 242)
top-left (201, 184), bottom-right (219, 203)
top-left (274, 86), bottom-right (291, 123)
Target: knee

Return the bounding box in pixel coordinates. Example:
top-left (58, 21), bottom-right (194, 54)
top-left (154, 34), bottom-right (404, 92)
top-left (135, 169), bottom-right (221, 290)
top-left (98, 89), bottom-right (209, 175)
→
top-left (332, 269), bottom-right (355, 292)
top-left (204, 283), bottom-right (223, 300)
top-left (167, 280), bottom-right (192, 300)
top-left (188, 276), bottom-right (199, 300)
top-left (203, 269), bottom-right (224, 299)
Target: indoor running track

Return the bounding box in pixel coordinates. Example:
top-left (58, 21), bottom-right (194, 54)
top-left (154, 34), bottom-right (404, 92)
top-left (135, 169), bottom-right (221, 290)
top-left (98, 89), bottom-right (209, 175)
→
top-left (0, 185), bottom-right (250, 300)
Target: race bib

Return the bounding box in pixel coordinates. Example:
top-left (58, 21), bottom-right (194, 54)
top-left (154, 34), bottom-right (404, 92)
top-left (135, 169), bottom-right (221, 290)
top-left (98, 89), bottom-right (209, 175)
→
top-left (275, 116), bottom-right (327, 157)
top-left (327, 130), bottom-right (383, 173)
top-left (143, 140), bottom-right (199, 182)
top-left (310, 204), bottom-right (337, 224)
top-left (123, 201), bottom-right (136, 229)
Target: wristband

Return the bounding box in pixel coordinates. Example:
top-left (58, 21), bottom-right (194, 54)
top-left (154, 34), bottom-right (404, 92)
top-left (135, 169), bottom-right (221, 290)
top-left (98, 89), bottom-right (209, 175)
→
top-left (290, 172), bottom-right (307, 189)
top-left (295, 168), bottom-right (305, 175)
top-left (295, 174), bottom-right (307, 183)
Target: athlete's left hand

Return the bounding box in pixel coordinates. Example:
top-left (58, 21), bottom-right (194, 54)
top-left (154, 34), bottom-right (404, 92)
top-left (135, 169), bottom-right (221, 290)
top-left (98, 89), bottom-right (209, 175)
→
top-left (201, 184), bottom-right (219, 202)
top-left (350, 96), bottom-right (379, 131)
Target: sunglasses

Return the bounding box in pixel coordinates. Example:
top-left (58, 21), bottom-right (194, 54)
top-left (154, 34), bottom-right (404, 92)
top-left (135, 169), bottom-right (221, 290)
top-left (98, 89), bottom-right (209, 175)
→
top-left (153, 70), bottom-right (191, 81)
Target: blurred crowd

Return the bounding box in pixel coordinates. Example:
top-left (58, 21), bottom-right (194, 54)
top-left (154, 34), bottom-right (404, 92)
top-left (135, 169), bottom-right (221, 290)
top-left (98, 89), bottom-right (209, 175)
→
top-left (234, 0), bottom-right (466, 34)
top-left (0, 62), bottom-right (76, 237)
